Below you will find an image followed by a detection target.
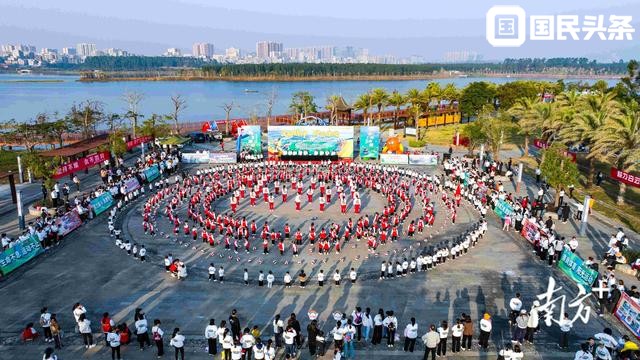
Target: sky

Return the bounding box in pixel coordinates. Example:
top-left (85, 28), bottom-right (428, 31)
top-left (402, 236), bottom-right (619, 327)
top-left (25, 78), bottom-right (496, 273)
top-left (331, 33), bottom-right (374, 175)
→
top-left (0, 0), bottom-right (639, 61)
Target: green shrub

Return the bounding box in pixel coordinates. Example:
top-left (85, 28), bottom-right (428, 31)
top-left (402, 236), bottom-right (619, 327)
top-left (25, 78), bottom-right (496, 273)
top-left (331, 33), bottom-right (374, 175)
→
top-left (408, 139), bottom-right (426, 148)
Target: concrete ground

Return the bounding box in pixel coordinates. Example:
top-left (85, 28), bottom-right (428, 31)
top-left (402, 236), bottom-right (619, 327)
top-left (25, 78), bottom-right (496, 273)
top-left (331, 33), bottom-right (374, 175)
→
top-left (0, 142), bottom-right (637, 360)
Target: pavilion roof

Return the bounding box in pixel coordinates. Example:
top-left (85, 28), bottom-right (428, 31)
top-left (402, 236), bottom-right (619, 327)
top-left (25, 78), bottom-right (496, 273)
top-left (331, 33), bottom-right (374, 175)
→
top-left (39, 134), bottom-right (109, 158)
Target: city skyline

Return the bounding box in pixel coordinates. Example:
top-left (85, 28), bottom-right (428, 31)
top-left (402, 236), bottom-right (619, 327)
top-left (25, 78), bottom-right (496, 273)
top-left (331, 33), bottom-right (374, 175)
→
top-left (0, 0), bottom-right (638, 62)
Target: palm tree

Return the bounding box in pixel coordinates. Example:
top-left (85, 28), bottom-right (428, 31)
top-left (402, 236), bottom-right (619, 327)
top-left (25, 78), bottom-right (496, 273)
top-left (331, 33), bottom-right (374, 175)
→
top-left (406, 88), bottom-right (425, 139)
top-left (590, 100), bottom-right (640, 204)
top-left (387, 91), bottom-right (406, 129)
top-left (560, 92), bottom-right (621, 187)
top-left (370, 88), bottom-right (389, 125)
top-left (545, 91), bottom-right (579, 142)
top-left (353, 93), bottom-right (372, 125)
top-left (508, 96), bottom-right (539, 157)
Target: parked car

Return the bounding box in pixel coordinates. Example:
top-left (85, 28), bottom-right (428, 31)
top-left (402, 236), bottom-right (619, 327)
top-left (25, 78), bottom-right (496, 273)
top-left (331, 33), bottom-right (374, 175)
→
top-left (188, 132), bottom-right (207, 143)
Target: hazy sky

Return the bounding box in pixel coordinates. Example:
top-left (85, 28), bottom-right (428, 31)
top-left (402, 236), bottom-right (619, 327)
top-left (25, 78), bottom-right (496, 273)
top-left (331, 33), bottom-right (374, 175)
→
top-left (1, 0), bottom-right (638, 60)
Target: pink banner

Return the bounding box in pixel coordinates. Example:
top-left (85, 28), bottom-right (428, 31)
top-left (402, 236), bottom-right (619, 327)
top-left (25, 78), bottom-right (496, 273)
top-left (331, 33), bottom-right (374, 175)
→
top-left (53, 151), bottom-right (110, 179)
top-left (611, 168), bottom-right (640, 188)
top-left (126, 136), bottom-right (153, 150)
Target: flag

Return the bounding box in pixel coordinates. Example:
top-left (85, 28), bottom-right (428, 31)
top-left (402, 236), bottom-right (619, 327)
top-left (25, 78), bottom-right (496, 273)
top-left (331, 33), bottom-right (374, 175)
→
top-left (201, 122), bottom-right (211, 133)
top-left (455, 184), bottom-right (461, 197)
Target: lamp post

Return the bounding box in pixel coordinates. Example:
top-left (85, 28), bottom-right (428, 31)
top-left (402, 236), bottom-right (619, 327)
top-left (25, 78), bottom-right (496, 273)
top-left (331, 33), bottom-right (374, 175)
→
top-left (17, 155), bottom-right (24, 183)
top-left (516, 163), bottom-right (524, 194)
top-left (579, 195), bottom-right (590, 236)
top-left (17, 190), bottom-right (25, 230)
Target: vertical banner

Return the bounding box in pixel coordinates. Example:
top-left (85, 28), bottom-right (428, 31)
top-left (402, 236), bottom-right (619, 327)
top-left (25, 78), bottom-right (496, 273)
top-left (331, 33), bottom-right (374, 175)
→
top-left (557, 248), bottom-right (598, 291)
top-left (0, 234), bottom-right (43, 275)
top-left (237, 126), bottom-right (263, 158)
top-left (359, 126), bottom-right (380, 160)
top-left (615, 292), bottom-right (640, 339)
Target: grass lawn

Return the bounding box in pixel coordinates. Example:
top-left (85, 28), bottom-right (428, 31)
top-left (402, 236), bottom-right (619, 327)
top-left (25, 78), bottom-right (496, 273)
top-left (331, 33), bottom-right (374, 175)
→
top-left (0, 150), bottom-right (20, 174)
top-left (518, 154), bottom-right (640, 233)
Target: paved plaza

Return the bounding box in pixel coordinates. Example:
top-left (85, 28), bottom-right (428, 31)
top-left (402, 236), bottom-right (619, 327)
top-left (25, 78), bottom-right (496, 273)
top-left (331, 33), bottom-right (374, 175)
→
top-left (0, 144), bottom-right (638, 360)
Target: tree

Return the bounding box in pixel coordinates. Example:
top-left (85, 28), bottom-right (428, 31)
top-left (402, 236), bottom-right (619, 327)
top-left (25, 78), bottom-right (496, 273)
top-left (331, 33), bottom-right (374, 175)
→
top-left (123, 91), bottom-right (144, 138)
top-left (387, 91), bottom-right (406, 129)
top-left (461, 121), bottom-right (487, 155)
top-left (140, 114), bottom-right (171, 138)
top-left (405, 88), bottom-right (425, 139)
top-left (422, 82), bottom-right (442, 110)
top-left (221, 102), bottom-right (234, 134)
top-left (478, 108), bottom-right (514, 161)
top-left (353, 93), bottom-right (372, 126)
top-left (325, 95), bottom-right (341, 125)
top-left (108, 130), bottom-right (128, 160)
top-left (265, 88), bottom-right (277, 127)
top-left (5, 119), bottom-right (44, 151)
top-left (47, 116), bottom-right (71, 148)
top-left (68, 100), bottom-right (104, 139)
top-left (459, 82), bottom-right (496, 120)
top-left (590, 100), bottom-right (640, 204)
top-left (23, 152), bottom-right (62, 204)
top-left (289, 91), bottom-right (317, 119)
top-left (619, 60), bottom-right (640, 103)
top-left (370, 88), bottom-right (389, 125)
top-left (548, 90), bottom-right (580, 142)
top-left (560, 92), bottom-right (621, 187)
top-left (169, 94), bottom-right (187, 135)
top-left (497, 80), bottom-right (554, 110)
top-left (508, 96), bottom-right (540, 157)
top-left (540, 144), bottom-right (580, 207)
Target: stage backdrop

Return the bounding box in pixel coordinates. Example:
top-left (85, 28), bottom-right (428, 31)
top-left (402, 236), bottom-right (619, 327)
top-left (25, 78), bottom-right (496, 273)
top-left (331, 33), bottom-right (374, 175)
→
top-left (237, 126), bottom-right (263, 156)
top-left (359, 126), bottom-right (380, 160)
top-left (268, 126), bottom-right (354, 159)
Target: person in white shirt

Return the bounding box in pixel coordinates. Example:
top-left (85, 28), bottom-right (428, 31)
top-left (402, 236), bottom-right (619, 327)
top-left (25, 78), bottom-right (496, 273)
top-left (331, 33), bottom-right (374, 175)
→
top-left (318, 270), bottom-right (325, 287)
top-left (77, 314), bottom-right (94, 348)
top-left (272, 315), bottom-right (284, 348)
top-left (333, 270), bottom-right (341, 285)
top-left (107, 328), bottom-right (122, 360)
top-left (403, 318), bottom-right (418, 353)
top-left (208, 263), bottom-right (217, 282)
top-left (264, 339), bottom-right (276, 360)
top-left (222, 328), bottom-right (234, 360)
top-left (135, 313), bottom-right (151, 350)
top-left (253, 338), bottom-right (266, 360)
top-left (231, 340), bottom-right (243, 360)
top-left (594, 328), bottom-right (618, 355)
top-left (349, 268), bottom-right (357, 284)
top-left (241, 327), bottom-right (256, 356)
top-left (508, 293), bottom-right (523, 324)
top-left (479, 313), bottom-right (492, 350)
top-left (169, 328), bottom-right (185, 360)
top-left (218, 266), bottom-right (225, 283)
top-left (451, 319), bottom-right (464, 353)
top-left (39, 307), bottom-right (52, 343)
top-left (258, 271), bottom-right (264, 286)
top-left (151, 319), bottom-right (165, 357)
top-left (330, 321), bottom-right (344, 351)
top-left (559, 313), bottom-right (572, 349)
top-left (575, 343), bottom-right (595, 360)
top-left (284, 271), bottom-right (292, 288)
top-left (283, 326), bottom-right (297, 357)
top-left (436, 320), bottom-right (449, 356)
top-left (266, 271), bottom-right (275, 288)
top-left (382, 311), bottom-right (398, 348)
top-left (205, 319), bottom-right (218, 356)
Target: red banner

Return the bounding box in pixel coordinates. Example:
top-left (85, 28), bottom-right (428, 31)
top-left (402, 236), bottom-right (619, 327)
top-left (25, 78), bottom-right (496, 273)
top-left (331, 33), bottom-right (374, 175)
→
top-left (533, 138), bottom-right (549, 149)
top-left (611, 167), bottom-right (640, 188)
top-left (53, 151), bottom-right (110, 179)
top-left (126, 136), bottom-right (153, 150)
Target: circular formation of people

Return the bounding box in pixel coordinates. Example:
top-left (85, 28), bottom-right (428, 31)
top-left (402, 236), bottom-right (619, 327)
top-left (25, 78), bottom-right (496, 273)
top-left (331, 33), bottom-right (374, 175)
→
top-left (112, 160), bottom-right (489, 288)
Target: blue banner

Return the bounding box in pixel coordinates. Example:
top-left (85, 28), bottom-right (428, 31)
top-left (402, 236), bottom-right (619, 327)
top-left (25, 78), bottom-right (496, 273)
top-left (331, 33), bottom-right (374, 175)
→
top-left (90, 192), bottom-right (114, 216)
top-left (144, 164), bottom-right (160, 182)
top-left (0, 235), bottom-right (43, 275)
top-left (359, 126), bottom-right (380, 160)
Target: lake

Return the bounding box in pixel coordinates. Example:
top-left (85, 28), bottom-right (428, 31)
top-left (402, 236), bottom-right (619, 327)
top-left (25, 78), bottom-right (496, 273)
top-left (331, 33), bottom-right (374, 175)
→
top-left (0, 74), bottom-right (617, 123)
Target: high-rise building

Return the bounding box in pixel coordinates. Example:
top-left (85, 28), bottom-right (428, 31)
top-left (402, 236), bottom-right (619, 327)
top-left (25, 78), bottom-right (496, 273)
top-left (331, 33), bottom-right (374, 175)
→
top-left (62, 47), bottom-right (77, 56)
top-left (106, 48), bottom-right (128, 56)
top-left (225, 47), bottom-right (241, 59)
top-left (256, 41), bottom-right (283, 59)
top-left (192, 43), bottom-right (214, 58)
top-left (165, 48), bottom-right (182, 57)
top-left (76, 43), bottom-right (97, 57)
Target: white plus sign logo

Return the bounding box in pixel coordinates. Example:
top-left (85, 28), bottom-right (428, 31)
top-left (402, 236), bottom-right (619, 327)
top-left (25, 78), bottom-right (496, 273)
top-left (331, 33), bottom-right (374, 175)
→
top-left (486, 5), bottom-right (526, 47)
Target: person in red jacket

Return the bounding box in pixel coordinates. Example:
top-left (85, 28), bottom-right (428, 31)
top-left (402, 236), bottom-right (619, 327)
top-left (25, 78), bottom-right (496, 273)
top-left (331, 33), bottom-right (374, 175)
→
top-left (278, 241), bottom-right (285, 255)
